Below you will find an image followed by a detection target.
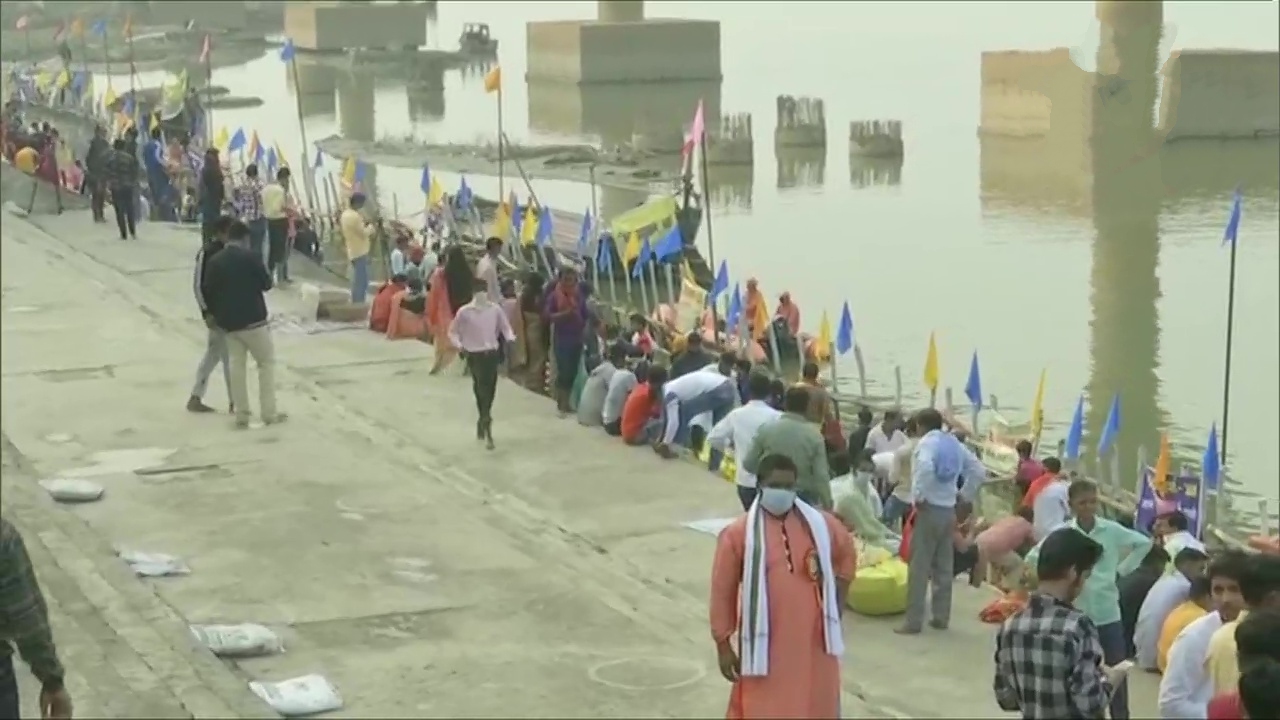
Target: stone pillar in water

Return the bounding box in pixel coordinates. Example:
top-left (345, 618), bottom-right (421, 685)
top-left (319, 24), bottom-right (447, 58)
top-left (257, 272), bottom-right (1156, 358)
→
top-left (597, 0), bottom-right (644, 23)
top-left (1085, 0), bottom-right (1165, 479)
top-left (336, 68), bottom-right (378, 206)
top-left (705, 113), bottom-right (753, 166)
top-left (774, 96), bottom-right (826, 148)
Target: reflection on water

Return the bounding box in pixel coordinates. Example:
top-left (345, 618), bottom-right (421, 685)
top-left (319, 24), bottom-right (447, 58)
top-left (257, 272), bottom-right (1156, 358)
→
top-left (849, 157), bottom-right (902, 189)
top-left (290, 55), bottom-right (338, 120)
top-left (528, 78), bottom-right (720, 149)
top-left (776, 148), bottom-right (824, 191)
top-left (707, 166), bottom-right (753, 210)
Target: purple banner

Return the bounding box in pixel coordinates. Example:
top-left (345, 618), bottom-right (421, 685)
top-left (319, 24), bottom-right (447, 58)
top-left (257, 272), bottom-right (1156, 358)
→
top-left (1134, 466), bottom-right (1204, 538)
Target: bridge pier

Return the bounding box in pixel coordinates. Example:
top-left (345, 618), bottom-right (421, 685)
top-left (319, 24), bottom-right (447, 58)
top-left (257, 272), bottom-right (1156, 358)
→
top-left (284, 1), bottom-right (428, 51)
top-left (527, 0), bottom-right (722, 140)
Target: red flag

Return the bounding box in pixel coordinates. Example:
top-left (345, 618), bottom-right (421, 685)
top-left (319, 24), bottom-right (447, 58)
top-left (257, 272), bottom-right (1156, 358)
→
top-left (199, 34), bottom-right (211, 65)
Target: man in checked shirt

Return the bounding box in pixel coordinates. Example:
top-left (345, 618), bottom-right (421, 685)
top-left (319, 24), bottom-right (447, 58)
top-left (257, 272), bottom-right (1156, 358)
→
top-left (233, 163), bottom-right (267, 264)
top-left (0, 517), bottom-right (72, 719)
top-left (993, 527), bottom-right (1131, 720)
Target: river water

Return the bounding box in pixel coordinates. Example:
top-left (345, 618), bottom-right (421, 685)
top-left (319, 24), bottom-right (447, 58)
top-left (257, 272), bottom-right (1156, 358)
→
top-left (102, 2), bottom-right (1278, 519)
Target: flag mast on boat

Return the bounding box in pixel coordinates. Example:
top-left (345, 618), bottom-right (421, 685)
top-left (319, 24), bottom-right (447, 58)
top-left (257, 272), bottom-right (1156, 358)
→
top-left (1219, 189), bottom-right (1242, 465)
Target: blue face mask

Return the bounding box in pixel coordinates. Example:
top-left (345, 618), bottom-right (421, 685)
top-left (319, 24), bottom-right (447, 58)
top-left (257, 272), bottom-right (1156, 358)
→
top-left (759, 488), bottom-right (797, 516)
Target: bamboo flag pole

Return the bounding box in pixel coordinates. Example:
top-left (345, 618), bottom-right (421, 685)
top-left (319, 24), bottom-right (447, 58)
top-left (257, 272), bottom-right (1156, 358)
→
top-left (124, 14), bottom-right (138, 126)
top-left (199, 33), bottom-right (213, 147)
top-left (282, 38), bottom-right (319, 214)
top-left (484, 65), bottom-right (503, 199)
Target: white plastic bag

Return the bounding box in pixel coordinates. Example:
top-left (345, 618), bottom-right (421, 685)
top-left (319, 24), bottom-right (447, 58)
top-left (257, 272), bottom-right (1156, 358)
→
top-left (117, 549), bottom-right (191, 577)
top-left (191, 623), bottom-right (283, 658)
top-left (39, 478), bottom-right (105, 503)
top-left (249, 675), bottom-right (343, 717)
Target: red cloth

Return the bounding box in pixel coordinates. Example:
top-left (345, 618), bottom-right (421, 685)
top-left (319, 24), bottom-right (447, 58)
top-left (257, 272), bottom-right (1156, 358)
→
top-left (1207, 692), bottom-right (1243, 720)
top-left (899, 508), bottom-right (917, 562)
top-left (368, 281), bottom-right (405, 333)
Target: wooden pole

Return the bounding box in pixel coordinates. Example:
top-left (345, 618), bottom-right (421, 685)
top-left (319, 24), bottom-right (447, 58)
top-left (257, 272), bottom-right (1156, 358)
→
top-left (287, 55), bottom-right (319, 215)
top-left (698, 130), bottom-right (720, 345)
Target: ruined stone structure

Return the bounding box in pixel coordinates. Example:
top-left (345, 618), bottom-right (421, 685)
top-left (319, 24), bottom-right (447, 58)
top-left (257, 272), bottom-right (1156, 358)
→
top-left (705, 113), bottom-right (753, 166)
top-left (1159, 50), bottom-right (1279, 141)
top-left (284, 1), bottom-right (429, 52)
top-left (848, 120), bottom-right (904, 159)
top-left (774, 96), bottom-right (825, 148)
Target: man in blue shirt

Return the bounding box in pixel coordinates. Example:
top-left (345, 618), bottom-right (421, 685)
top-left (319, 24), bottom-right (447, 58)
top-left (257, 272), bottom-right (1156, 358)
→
top-left (895, 408), bottom-right (987, 635)
top-left (1026, 479), bottom-right (1153, 720)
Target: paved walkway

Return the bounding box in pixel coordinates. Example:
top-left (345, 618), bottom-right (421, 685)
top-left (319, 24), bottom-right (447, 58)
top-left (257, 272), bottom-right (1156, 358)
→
top-left (0, 207), bottom-right (1165, 718)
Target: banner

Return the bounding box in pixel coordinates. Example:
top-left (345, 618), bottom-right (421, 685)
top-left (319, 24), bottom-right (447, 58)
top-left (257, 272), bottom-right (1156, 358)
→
top-left (1134, 465), bottom-right (1204, 537)
top-left (674, 273), bottom-right (707, 332)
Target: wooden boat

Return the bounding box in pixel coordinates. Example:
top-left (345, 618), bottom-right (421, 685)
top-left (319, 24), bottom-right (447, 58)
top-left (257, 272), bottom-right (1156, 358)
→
top-left (458, 23), bottom-right (498, 57)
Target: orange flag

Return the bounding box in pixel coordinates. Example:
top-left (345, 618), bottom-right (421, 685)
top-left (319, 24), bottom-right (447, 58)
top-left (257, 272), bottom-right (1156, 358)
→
top-left (1152, 432), bottom-right (1172, 496)
top-left (122, 14), bottom-right (133, 39)
top-left (483, 65), bottom-right (501, 94)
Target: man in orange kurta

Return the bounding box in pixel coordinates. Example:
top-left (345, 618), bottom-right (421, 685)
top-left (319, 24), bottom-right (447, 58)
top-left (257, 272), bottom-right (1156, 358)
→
top-left (710, 453), bottom-right (856, 719)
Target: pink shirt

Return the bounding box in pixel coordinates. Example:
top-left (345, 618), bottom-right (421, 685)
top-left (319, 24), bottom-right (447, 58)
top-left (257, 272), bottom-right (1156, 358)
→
top-left (1015, 457), bottom-right (1046, 485)
top-left (448, 302), bottom-right (515, 353)
top-left (975, 516), bottom-right (1034, 557)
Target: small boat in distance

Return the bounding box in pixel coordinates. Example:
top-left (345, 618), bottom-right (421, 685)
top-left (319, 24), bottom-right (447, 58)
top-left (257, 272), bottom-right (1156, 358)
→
top-left (458, 23), bottom-right (498, 57)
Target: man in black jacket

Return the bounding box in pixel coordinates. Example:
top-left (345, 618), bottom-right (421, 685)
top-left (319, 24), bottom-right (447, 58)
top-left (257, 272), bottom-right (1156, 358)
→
top-left (83, 124), bottom-right (109, 223)
top-left (103, 138), bottom-right (138, 240)
top-left (201, 220), bottom-right (285, 428)
top-left (188, 215), bottom-right (233, 413)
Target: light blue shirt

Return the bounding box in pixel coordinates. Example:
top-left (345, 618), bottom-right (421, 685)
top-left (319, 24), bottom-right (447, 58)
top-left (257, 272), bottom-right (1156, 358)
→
top-left (1027, 517), bottom-right (1153, 626)
top-left (910, 430), bottom-right (987, 508)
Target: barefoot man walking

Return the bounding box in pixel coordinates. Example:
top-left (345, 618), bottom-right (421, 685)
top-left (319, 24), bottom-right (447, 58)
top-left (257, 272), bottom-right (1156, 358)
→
top-left (709, 454), bottom-right (855, 718)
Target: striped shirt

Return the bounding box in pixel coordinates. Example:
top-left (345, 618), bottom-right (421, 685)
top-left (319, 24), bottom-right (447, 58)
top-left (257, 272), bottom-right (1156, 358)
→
top-left (0, 518), bottom-right (65, 687)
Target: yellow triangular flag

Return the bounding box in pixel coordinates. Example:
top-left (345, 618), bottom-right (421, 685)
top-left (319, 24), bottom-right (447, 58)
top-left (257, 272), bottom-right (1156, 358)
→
top-left (493, 201), bottom-right (512, 240)
top-left (427, 176), bottom-right (444, 206)
top-left (1030, 368), bottom-right (1047, 437)
top-left (815, 311), bottom-right (833, 362)
top-left (35, 71), bottom-right (53, 91)
top-left (102, 86), bottom-right (118, 110)
top-left (483, 65), bottom-right (501, 94)
top-left (1152, 432), bottom-right (1172, 496)
top-left (521, 203), bottom-right (539, 245)
top-left (623, 231), bottom-right (643, 264)
top-left (213, 126), bottom-right (229, 150)
top-left (55, 69), bottom-right (72, 89)
top-left (273, 140), bottom-right (289, 168)
top-left (923, 332), bottom-right (940, 391)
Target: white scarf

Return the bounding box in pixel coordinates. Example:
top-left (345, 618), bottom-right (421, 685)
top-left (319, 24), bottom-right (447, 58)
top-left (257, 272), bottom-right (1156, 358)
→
top-left (739, 497), bottom-right (844, 677)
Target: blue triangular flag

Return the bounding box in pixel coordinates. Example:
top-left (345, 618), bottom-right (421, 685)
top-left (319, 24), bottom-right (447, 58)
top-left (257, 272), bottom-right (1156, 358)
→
top-left (836, 302), bottom-right (854, 355)
top-left (577, 210), bottom-right (592, 255)
top-left (279, 38), bottom-right (296, 63)
top-left (726, 284), bottom-right (742, 332)
top-left (709, 260), bottom-right (729, 303)
top-left (596, 233), bottom-right (614, 272)
top-left (457, 177), bottom-right (473, 209)
top-left (252, 141), bottom-right (264, 164)
top-left (965, 351), bottom-right (982, 410)
top-left (228, 127), bottom-right (246, 152)
top-left (91, 20), bottom-right (108, 37)
top-left (1223, 189), bottom-right (1242, 247)
top-left (122, 94), bottom-right (135, 118)
top-left (1202, 424), bottom-right (1221, 492)
top-left (654, 224), bottom-right (682, 260)
top-left (1097, 393), bottom-right (1121, 458)
top-left (353, 160), bottom-right (366, 183)
top-left (1064, 395), bottom-right (1085, 461)
top-left (420, 166), bottom-right (430, 194)
top-left (265, 147), bottom-right (277, 174)
top-left (536, 206), bottom-right (553, 247)
top-left (632, 238), bottom-right (652, 278)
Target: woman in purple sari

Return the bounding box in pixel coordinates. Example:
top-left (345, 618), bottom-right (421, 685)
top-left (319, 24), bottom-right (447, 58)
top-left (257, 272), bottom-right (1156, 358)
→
top-left (543, 266), bottom-right (588, 416)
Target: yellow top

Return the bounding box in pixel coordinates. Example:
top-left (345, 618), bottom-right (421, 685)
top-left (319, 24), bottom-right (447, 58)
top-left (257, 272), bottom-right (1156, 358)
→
top-left (1157, 601), bottom-right (1206, 673)
top-left (340, 208), bottom-right (370, 260)
top-left (1206, 613), bottom-right (1244, 694)
top-left (14, 147), bottom-right (39, 174)
top-left (261, 184), bottom-right (288, 220)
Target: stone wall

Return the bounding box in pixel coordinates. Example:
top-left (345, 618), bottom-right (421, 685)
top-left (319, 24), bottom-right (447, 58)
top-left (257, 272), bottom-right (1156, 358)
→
top-left (526, 19), bottom-right (720, 85)
top-left (1159, 50), bottom-right (1280, 141)
top-left (285, 2), bottom-right (428, 52)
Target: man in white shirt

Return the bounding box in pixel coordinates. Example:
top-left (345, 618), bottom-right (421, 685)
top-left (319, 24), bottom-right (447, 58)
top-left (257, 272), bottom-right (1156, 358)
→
top-left (1158, 551), bottom-right (1249, 719)
top-left (707, 372), bottom-right (782, 510)
top-left (1135, 547), bottom-right (1209, 670)
top-left (602, 362), bottom-right (642, 436)
top-left (1154, 512), bottom-right (1207, 573)
top-left (474, 236), bottom-right (503, 302)
top-left (261, 167), bottom-right (292, 284)
top-left (1032, 475), bottom-right (1072, 541)
top-left (577, 344), bottom-right (621, 427)
top-left (654, 367), bottom-right (736, 460)
top-left (879, 416), bottom-right (921, 530)
top-left (865, 410), bottom-right (907, 454)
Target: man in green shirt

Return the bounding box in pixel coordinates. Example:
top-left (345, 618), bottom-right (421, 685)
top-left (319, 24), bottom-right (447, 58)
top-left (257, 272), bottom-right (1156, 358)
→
top-left (742, 386), bottom-right (831, 509)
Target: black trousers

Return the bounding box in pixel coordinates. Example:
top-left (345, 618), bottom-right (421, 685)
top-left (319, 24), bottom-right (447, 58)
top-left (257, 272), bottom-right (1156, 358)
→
top-left (110, 185), bottom-right (137, 239)
top-left (88, 177), bottom-right (105, 220)
top-left (465, 350), bottom-right (502, 422)
top-left (266, 218), bottom-right (289, 278)
top-left (0, 654), bottom-right (18, 720)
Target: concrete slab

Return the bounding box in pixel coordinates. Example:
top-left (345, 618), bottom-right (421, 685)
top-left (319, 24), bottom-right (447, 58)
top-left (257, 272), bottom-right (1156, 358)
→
top-left (1, 209), bottom-right (1165, 718)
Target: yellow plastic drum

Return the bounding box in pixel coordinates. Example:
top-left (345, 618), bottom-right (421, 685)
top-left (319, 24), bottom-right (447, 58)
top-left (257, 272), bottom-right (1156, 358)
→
top-left (847, 558), bottom-right (909, 616)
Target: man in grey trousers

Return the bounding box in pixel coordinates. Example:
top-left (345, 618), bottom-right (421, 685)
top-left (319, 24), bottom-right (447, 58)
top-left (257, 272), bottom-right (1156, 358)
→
top-left (895, 408), bottom-right (988, 635)
top-left (188, 215), bottom-right (233, 413)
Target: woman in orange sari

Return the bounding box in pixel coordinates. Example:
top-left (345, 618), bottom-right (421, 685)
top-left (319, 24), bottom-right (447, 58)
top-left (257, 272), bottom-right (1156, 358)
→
top-left (517, 273), bottom-right (548, 392)
top-left (427, 245), bottom-right (473, 374)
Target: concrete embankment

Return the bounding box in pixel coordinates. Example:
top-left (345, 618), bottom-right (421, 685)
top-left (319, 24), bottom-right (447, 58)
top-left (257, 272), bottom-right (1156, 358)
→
top-left (1, 206), bottom-right (1171, 718)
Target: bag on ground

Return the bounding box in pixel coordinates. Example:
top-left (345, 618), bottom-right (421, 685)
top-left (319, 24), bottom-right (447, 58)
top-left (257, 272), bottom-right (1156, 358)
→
top-left (847, 557), bottom-right (910, 616)
top-left (191, 623), bottom-right (283, 658)
top-left (249, 674), bottom-right (343, 717)
top-left (39, 478), bottom-right (105, 503)
top-left (117, 549), bottom-right (191, 577)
